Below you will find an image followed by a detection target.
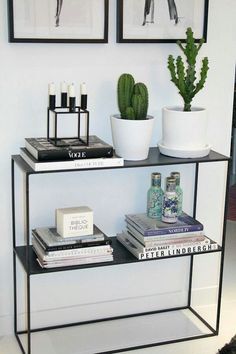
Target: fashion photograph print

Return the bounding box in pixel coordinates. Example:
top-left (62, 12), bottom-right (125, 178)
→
top-left (8, 0), bottom-right (108, 43)
top-left (118, 0), bottom-right (208, 42)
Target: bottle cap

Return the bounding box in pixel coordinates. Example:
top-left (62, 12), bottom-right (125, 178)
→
top-left (171, 172), bottom-right (180, 185)
top-left (151, 172), bottom-right (161, 179)
top-left (166, 177), bottom-right (176, 192)
top-left (151, 173), bottom-right (161, 187)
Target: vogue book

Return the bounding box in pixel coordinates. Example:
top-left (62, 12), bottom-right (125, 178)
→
top-left (25, 135), bottom-right (113, 161)
top-left (20, 148), bottom-right (124, 172)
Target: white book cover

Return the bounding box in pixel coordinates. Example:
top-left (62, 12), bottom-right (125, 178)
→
top-left (37, 255), bottom-right (114, 268)
top-left (126, 223), bottom-right (205, 245)
top-left (32, 238), bottom-right (113, 261)
top-left (123, 230), bottom-right (211, 253)
top-left (117, 232), bottom-right (219, 261)
top-left (20, 147), bottom-right (124, 171)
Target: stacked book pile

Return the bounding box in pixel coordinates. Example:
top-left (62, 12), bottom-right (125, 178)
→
top-left (20, 135), bottom-right (124, 171)
top-left (117, 212), bottom-right (218, 260)
top-left (32, 225), bottom-right (113, 268)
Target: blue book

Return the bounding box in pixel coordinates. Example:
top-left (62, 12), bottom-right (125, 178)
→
top-left (125, 212), bottom-right (203, 236)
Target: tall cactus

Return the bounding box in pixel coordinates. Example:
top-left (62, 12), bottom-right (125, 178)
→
top-left (167, 27), bottom-right (209, 111)
top-left (117, 74), bottom-right (149, 120)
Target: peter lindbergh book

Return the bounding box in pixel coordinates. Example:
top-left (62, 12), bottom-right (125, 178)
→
top-left (25, 135), bottom-right (113, 161)
top-left (117, 232), bottom-right (218, 260)
top-left (122, 229), bottom-right (210, 253)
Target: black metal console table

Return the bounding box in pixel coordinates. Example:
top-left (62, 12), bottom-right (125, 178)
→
top-left (11, 147), bottom-right (230, 354)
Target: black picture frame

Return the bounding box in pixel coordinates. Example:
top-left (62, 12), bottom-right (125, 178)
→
top-left (8, 0), bottom-right (109, 43)
top-left (117, 0), bottom-right (209, 43)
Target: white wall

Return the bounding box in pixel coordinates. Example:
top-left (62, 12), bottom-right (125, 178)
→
top-left (0, 0), bottom-right (235, 338)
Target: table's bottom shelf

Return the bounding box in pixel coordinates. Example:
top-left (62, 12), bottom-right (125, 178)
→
top-left (16, 308), bottom-right (217, 354)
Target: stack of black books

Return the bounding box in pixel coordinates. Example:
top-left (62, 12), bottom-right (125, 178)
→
top-left (117, 212), bottom-right (218, 260)
top-left (20, 135), bottom-right (124, 171)
top-left (32, 225), bottom-right (113, 268)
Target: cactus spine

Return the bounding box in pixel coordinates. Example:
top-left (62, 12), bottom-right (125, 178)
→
top-left (117, 73), bottom-right (149, 120)
top-left (167, 27), bottom-right (209, 112)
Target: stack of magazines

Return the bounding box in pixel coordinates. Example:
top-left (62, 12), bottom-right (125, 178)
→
top-left (117, 212), bottom-right (218, 260)
top-left (32, 225), bottom-right (113, 268)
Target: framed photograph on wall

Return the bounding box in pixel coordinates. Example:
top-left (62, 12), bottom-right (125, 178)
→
top-left (117, 0), bottom-right (209, 43)
top-left (8, 0), bottom-right (109, 43)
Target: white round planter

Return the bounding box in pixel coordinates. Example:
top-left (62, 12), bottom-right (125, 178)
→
top-left (159, 106), bottom-right (211, 158)
top-left (110, 114), bottom-right (155, 161)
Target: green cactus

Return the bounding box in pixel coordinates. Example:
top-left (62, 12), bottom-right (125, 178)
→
top-left (117, 73), bottom-right (149, 120)
top-left (167, 27), bottom-right (209, 111)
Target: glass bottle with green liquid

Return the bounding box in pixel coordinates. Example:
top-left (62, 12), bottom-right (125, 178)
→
top-left (147, 172), bottom-right (164, 220)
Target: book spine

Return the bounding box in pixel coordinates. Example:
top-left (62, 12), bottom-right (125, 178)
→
top-left (138, 243), bottom-right (219, 260)
top-left (32, 232), bottom-right (111, 252)
top-left (143, 225), bottom-right (203, 236)
top-left (33, 239), bottom-right (113, 260)
top-left (142, 235), bottom-right (208, 247)
top-left (126, 214), bottom-right (203, 236)
top-left (143, 240), bottom-right (211, 252)
top-left (36, 255), bottom-right (114, 268)
top-left (126, 218), bottom-right (203, 236)
top-left (33, 147), bottom-right (114, 161)
top-left (20, 149), bottom-right (124, 171)
top-left (123, 230), bottom-right (210, 252)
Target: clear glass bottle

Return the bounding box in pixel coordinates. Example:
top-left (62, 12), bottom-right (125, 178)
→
top-left (162, 177), bottom-right (178, 223)
top-left (171, 171), bottom-right (183, 216)
top-left (147, 172), bottom-right (164, 220)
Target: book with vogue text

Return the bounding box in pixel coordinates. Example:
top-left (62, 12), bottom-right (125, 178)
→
top-left (25, 135), bottom-right (113, 161)
top-left (20, 147), bottom-right (124, 172)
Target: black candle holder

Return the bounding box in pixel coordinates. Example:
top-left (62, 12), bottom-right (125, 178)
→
top-left (47, 106), bottom-right (89, 147)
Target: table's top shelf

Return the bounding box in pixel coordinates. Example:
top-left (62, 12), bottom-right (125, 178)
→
top-left (12, 148), bottom-right (230, 175)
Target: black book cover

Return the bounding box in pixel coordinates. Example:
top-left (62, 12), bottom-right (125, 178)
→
top-left (32, 228), bottom-right (112, 252)
top-left (25, 135), bottom-right (113, 161)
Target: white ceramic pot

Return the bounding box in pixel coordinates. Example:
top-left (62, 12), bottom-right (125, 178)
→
top-left (159, 106), bottom-right (210, 158)
top-left (110, 114), bottom-right (155, 161)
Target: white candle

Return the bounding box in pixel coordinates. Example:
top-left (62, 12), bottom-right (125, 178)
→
top-left (80, 82), bottom-right (87, 95)
top-left (48, 82), bottom-right (55, 95)
top-left (61, 81), bottom-right (67, 93)
top-left (69, 84), bottom-right (75, 97)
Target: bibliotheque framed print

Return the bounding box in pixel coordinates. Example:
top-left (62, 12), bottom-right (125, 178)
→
top-left (8, 0), bottom-right (109, 43)
top-left (117, 0), bottom-right (209, 43)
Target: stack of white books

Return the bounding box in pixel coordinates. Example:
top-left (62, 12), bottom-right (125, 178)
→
top-left (117, 212), bottom-right (218, 260)
top-left (32, 225), bottom-right (113, 268)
